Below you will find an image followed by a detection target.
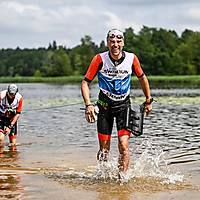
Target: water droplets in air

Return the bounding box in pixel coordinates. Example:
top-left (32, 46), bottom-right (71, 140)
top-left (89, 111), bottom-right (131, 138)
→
top-left (45, 139), bottom-right (185, 191)
top-left (92, 139), bottom-right (184, 184)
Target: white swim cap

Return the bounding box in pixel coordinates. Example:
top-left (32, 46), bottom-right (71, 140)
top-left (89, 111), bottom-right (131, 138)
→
top-left (7, 84), bottom-right (18, 95)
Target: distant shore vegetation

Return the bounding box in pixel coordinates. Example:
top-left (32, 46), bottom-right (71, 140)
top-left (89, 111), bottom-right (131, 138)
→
top-left (0, 26), bottom-right (199, 81)
top-left (0, 75), bottom-right (200, 89)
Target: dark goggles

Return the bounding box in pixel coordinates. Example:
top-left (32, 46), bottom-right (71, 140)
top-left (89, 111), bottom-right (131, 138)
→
top-left (108, 33), bottom-right (124, 39)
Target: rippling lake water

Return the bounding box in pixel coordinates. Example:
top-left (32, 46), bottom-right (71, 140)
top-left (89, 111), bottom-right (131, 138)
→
top-left (0, 83), bottom-right (200, 200)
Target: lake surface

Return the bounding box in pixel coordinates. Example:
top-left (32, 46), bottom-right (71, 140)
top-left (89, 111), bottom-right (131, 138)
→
top-left (0, 83), bottom-right (200, 200)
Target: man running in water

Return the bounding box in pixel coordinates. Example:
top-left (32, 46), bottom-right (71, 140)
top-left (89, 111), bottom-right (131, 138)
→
top-left (81, 29), bottom-right (152, 174)
top-left (0, 84), bottom-right (23, 152)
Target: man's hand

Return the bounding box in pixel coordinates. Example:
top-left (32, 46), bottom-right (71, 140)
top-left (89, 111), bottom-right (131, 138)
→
top-left (4, 126), bottom-right (12, 135)
top-left (145, 97), bottom-right (155, 116)
top-left (85, 104), bottom-right (99, 123)
top-left (145, 103), bottom-right (152, 115)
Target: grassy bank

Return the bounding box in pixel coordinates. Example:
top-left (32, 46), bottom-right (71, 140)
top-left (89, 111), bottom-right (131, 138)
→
top-left (0, 76), bottom-right (84, 84)
top-left (0, 75), bottom-right (200, 88)
top-left (133, 75), bottom-right (200, 89)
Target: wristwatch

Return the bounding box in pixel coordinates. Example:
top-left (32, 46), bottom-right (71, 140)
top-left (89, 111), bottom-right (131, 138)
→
top-left (145, 98), bottom-right (154, 105)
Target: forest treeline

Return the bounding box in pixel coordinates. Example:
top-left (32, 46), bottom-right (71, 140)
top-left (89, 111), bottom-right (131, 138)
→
top-left (0, 26), bottom-right (199, 77)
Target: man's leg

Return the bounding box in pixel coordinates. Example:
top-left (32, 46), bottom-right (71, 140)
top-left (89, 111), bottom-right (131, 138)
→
top-left (0, 121), bottom-right (5, 153)
top-left (97, 133), bottom-right (111, 161)
top-left (9, 135), bottom-right (17, 145)
top-left (118, 129), bottom-right (131, 172)
top-left (8, 124), bottom-right (17, 151)
top-left (0, 131), bottom-right (5, 153)
top-left (9, 124), bottom-right (17, 144)
top-left (8, 134), bottom-right (17, 151)
top-left (97, 104), bottom-right (113, 162)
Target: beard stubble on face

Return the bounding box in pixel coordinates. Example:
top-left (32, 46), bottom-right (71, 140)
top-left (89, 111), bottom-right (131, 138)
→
top-left (110, 47), bottom-right (123, 60)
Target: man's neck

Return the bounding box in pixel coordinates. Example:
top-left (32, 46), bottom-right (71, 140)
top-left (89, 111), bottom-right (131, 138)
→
top-left (6, 95), bottom-right (14, 104)
top-left (109, 51), bottom-right (125, 66)
top-left (110, 51), bottom-right (122, 60)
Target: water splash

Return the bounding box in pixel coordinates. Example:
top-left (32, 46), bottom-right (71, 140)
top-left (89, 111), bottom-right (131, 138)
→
top-left (45, 139), bottom-right (187, 191)
top-left (90, 139), bottom-right (184, 185)
top-left (131, 139), bottom-right (184, 184)
top-left (93, 157), bottom-right (119, 182)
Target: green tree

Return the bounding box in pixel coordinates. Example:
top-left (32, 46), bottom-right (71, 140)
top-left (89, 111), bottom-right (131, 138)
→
top-left (172, 30), bottom-right (200, 75)
top-left (99, 40), bottom-right (107, 53)
top-left (69, 35), bottom-right (97, 75)
top-left (44, 47), bottom-right (72, 76)
top-left (136, 26), bottom-right (156, 74)
top-left (124, 27), bottom-right (139, 53)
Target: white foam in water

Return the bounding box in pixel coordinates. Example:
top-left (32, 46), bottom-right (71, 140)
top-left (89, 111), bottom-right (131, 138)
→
top-left (46, 140), bottom-right (184, 186)
top-left (91, 139), bottom-right (184, 184)
top-left (131, 139), bottom-right (184, 184)
top-left (93, 156), bottom-right (119, 181)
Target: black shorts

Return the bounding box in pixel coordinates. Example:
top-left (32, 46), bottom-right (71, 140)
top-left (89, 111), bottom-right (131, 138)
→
top-left (97, 94), bottom-right (130, 135)
top-left (0, 119), bottom-right (17, 136)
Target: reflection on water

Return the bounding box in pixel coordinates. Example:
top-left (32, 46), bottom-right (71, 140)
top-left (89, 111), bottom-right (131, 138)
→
top-left (0, 173), bottom-right (23, 199)
top-left (0, 149), bottom-right (23, 200)
top-left (0, 83), bottom-right (200, 199)
top-left (0, 148), bottom-right (19, 164)
top-left (97, 192), bottom-right (132, 200)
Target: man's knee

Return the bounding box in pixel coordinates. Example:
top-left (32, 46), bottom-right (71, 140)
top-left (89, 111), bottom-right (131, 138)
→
top-left (118, 129), bottom-right (131, 138)
top-left (98, 132), bottom-right (111, 141)
top-left (118, 131), bottom-right (130, 154)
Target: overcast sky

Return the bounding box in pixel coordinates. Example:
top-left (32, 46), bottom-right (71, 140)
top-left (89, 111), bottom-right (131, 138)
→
top-left (0, 0), bottom-right (199, 49)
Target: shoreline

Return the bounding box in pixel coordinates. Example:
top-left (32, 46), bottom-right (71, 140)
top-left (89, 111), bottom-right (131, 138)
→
top-left (0, 75), bottom-right (200, 88)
